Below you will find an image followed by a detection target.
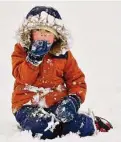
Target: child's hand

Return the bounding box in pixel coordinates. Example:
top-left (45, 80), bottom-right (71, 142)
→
top-left (55, 95), bottom-right (81, 123)
top-left (31, 40), bottom-right (52, 56)
top-left (26, 40), bottom-right (52, 66)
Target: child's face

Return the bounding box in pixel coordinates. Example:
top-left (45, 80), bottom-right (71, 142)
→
top-left (32, 29), bottom-right (56, 44)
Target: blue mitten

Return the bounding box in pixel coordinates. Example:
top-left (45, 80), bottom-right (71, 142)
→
top-left (55, 95), bottom-right (81, 123)
top-left (26, 40), bottom-right (53, 66)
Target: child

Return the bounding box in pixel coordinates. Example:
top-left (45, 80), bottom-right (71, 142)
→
top-left (11, 6), bottom-right (112, 139)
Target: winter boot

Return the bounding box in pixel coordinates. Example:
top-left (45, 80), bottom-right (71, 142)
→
top-left (87, 108), bottom-right (113, 133)
top-left (95, 116), bottom-right (113, 132)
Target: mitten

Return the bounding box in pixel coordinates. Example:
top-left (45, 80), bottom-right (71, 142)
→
top-left (55, 95), bottom-right (81, 123)
top-left (26, 40), bottom-right (53, 66)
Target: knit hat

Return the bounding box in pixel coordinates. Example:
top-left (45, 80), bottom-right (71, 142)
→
top-left (16, 6), bottom-right (72, 56)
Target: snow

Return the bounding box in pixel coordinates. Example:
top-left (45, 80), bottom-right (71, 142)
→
top-left (0, 1), bottom-right (121, 142)
top-left (24, 84), bottom-right (53, 94)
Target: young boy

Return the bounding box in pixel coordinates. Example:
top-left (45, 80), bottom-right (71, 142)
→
top-left (11, 6), bottom-right (112, 139)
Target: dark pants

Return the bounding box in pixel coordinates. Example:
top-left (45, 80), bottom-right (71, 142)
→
top-left (14, 105), bottom-right (95, 139)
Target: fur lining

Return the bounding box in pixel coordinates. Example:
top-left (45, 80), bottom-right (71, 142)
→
top-left (16, 13), bottom-right (72, 56)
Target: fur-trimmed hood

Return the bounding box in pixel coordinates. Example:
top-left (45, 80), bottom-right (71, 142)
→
top-left (16, 6), bottom-right (72, 56)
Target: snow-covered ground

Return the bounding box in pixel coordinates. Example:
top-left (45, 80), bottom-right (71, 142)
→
top-left (0, 1), bottom-right (121, 142)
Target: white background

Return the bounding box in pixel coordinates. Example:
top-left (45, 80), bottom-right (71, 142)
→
top-left (0, 1), bottom-right (121, 142)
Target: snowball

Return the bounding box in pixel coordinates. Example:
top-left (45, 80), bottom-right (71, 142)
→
top-left (40, 11), bottom-right (48, 20)
top-left (47, 14), bottom-right (55, 26)
top-left (55, 18), bottom-right (63, 27)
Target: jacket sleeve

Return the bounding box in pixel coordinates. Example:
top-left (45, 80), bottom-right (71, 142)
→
top-left (11, 43), bottom-right (39, 84)
top-left (63, 51), bottom-right (87, 103)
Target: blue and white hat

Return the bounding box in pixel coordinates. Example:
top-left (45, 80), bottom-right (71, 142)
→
top-left (16, 6), bottom-right (72, 56)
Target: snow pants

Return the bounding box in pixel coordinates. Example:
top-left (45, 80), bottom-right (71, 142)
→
top-left (15, 104), bottom-right (95, 139)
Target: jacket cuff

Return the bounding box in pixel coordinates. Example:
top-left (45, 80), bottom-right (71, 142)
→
top-left (26, 54), bottom-right (43, 66)
top-left (68, 94), bottom-right (81, 111)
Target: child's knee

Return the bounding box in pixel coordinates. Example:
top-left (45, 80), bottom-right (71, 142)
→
top-left (15, 105), bottom-right (59, 139)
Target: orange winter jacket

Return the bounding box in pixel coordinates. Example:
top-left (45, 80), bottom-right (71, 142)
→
top-left (11, 43), bottom-right (87, 113)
